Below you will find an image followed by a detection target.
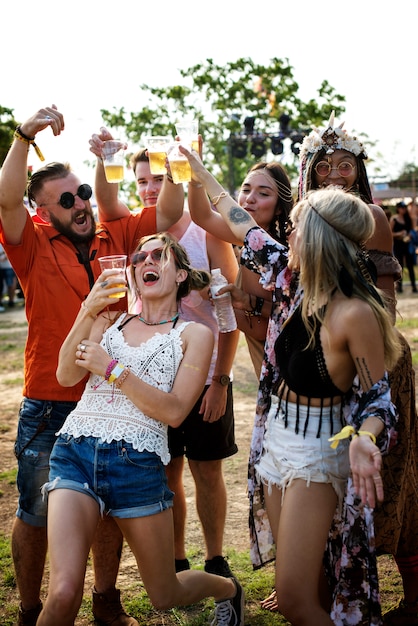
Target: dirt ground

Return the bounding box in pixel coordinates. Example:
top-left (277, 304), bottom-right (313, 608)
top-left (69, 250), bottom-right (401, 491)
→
top-left (0, 291), bottom-right (417, 615)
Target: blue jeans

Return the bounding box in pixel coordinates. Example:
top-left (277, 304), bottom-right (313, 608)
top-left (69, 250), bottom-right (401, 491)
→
top-left (45, 434), bottom-right (174, 518)
top-left (14, 398), bottom-right (77, 527)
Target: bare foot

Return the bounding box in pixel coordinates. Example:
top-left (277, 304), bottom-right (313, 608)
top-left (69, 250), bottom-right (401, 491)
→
top-left (260, 589), bottom-right (279, 612)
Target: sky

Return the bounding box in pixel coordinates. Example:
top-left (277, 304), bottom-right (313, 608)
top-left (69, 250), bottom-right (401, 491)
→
top-left (1, 1), bottom-right (415, 186)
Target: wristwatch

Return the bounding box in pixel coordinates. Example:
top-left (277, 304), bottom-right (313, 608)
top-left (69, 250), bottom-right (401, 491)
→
top-left (212, 374), bottom-right (231, 386)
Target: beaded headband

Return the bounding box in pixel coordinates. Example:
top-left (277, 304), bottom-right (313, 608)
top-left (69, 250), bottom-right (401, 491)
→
top-left (244, 168), bottom-right (293, 203)
top-left (299, 111), bottom-right (367, 159)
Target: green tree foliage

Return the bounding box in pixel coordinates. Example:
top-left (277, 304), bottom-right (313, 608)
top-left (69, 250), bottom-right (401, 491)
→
top-left (100, 57), bottom-right (347, 193)
top-left (392, 162), bottom-right (418, 196)
top-left (0, 107), bottom-right (18, 167)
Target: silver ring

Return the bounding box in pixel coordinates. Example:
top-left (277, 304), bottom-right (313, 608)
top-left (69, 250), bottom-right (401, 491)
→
top-left (45, 115), bottom-right (52, 120)
top-left (80, 344), bottom-right (86, 352)
top-left (100, 281), bottom-right (108, 288)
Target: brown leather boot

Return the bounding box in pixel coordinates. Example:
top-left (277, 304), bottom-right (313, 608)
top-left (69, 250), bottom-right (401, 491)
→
top-left (92, 587), bottom-right (139, 626)
top-left (17, 601), bottom-right (42, 626)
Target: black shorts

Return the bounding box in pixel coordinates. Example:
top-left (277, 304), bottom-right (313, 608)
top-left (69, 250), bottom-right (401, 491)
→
top-left (168, 383), bottom-right (238, 461)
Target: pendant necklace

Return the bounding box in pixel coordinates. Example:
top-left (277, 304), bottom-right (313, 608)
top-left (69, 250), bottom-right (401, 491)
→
top-left (137, 312), bottom-right (179, 326)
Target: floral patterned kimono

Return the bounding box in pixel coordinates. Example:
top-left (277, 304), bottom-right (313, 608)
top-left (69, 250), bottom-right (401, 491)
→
top-left (242, 226), bottom-right (398, 626)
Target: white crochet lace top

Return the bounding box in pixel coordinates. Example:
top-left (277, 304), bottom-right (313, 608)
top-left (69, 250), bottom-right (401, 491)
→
top-left (57, 314), bottom-right (191, 465)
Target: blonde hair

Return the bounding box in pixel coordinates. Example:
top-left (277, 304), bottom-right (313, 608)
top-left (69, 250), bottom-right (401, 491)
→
top-left (291, 188), bottom-right (401, 369)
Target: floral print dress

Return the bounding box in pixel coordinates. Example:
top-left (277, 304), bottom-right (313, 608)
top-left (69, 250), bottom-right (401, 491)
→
top-left (242, 226), bottom-right (398, 626)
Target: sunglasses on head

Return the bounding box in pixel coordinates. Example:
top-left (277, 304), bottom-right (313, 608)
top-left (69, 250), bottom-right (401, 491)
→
top-left (39, 184), bottom-right (93, 209)
top-left (131, 247), bottom-right (164, 265)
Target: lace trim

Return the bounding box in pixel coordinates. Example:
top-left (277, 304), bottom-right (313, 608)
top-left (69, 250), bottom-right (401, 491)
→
top-left (57, 316), bottom-right (190, 465)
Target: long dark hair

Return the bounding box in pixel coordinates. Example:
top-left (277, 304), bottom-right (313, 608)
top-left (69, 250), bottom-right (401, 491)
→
top-left (301, 149), bottom-right (373, 204)
top-left (247, 161), bottom-right (293, 244)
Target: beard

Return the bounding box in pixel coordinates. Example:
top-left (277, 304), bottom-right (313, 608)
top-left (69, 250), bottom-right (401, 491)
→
top-left (49, 210), bottom-right (97, 244)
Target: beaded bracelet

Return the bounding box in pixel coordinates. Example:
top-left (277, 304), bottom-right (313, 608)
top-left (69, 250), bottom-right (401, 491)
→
top-left (211, 191), bottom-right (228, 206)
top-left (14, 126), bottom-right (45, 161)
top-left (115, 367), bottom-right (131, 388)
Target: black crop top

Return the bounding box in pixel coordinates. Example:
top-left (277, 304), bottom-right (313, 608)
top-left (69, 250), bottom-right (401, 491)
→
top-left (275, 306), bottom-right (345, 399)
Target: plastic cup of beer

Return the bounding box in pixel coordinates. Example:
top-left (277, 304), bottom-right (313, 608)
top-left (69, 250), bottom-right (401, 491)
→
top-left (175, 119), bottom-right (199, 152)
top-left (102, 141), bottom-right (126, 183)
top-left (144, 136), bottom-right (172, 175)
top-left (167, 142), bottom-right (192, 184)
top-left (98, 255), bottom-right (127, 299)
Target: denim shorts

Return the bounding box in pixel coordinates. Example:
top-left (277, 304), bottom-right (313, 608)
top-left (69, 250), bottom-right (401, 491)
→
top-left (255, 398), bottom-right (350, 506)
top-left (14, 398), bottom-right (77, 527)
top-left (43, 434), bottom-right (174, 518)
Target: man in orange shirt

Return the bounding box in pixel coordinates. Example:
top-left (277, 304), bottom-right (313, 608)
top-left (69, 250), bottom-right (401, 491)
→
top-left (0, 105), bottom-right (184, 626)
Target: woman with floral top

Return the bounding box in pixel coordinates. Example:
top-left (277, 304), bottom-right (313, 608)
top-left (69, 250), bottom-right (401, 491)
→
top-left (180, 144), bottom-right (400, 626)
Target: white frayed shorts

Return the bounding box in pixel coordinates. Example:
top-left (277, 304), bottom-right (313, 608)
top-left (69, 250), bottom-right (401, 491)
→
top-left (255, 398), bottom-right (350, 505)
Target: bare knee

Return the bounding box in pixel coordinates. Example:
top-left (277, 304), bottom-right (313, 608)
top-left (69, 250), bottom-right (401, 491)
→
top-left (189, 459), bottom-right (222, 485)
top-left (44, 582), bottom-right (82, 621)
top-left (148, 589), bottom-right (176, 611)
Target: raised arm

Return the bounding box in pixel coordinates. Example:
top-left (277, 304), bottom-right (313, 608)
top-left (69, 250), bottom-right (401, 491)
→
top-left (180, 145), bottom-right (257, 244)
top-left (187, 180), bottom-right (241, 245)
top-left (91, 128), bottom-right (184, 230)
top-left (0, 105), bottom-right (64, 244)
top-left (90, 127), bottom-right (125, 222)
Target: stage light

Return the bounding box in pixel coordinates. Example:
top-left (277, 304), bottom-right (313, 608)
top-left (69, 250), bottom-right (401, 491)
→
top-left (290, 132), bottom-right (305, 155)
top-left (271, 136), bottom-right (284, 155)
top-left (244, 116), bottom-right (256, 134)
top-left (251, 137), bottom-right (266, 158)
top-left (231, 137), bottom-right (248, 159)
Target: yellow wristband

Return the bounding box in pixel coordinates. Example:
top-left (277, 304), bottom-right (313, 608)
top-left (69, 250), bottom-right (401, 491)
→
top-left (356, 430), bottom-right (377, 444)
top-left (107, 362), bottom-right (125, 384)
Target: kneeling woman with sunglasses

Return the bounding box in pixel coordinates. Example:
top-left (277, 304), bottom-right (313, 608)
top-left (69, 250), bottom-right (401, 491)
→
top-left (37, 232), bottom-right (244, 626)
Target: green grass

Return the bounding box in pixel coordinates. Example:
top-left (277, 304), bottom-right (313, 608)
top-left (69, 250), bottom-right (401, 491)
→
top-left (0, 533), bottom-right (403, 625)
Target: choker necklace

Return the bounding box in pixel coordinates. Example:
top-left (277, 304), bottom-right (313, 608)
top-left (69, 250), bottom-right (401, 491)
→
top-left (137, 312), bottom-right (179, 326)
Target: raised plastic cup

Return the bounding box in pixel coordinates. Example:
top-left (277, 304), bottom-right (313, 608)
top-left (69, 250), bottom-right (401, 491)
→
top-left (144, 135), bottom-right (172, 175)
top-left (102, 141), bottom-right (126, 183)
top-left (98, 255), bottom-right (127, 299)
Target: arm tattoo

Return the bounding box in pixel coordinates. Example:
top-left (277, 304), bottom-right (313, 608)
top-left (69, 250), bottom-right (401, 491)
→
top-left (355, 357), bottom-right (374, 388)
top-left (228, 205), bottom-right (252, 225)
